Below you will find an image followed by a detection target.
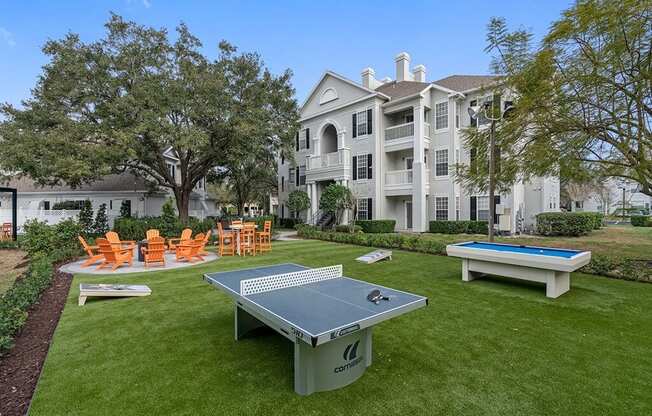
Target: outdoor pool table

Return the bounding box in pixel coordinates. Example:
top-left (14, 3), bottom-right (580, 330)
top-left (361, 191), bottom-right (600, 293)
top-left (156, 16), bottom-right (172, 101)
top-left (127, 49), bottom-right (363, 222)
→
top-left (446, 242), bottom-right (592, 298)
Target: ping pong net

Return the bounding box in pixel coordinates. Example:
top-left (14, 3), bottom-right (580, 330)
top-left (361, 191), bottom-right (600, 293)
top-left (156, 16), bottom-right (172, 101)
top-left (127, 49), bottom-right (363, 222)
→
top-left (240, 265), bottom-right (343, 296)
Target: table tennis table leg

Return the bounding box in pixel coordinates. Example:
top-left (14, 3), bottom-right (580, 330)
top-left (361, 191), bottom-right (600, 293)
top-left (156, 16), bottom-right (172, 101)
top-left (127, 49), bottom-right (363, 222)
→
top-left (234, 304), bottom-right (266, 340)
top-left (294, 328), bottom-right (372, 395)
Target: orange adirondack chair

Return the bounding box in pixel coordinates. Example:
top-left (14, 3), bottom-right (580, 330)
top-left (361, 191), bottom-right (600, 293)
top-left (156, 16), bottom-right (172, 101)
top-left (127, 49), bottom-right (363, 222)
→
top-left (1, 223), bottom-right (12, 241)
top-left (168, 228), bottom-right (192, 252)
top-left (96, 238), bottom-right (133, 271)
top-left (240, 225), bottom-right (256, 256)
top-left (141, 236), bottom-right (166, 267)
top-left (105, 231), bottom-right (136, 250)
top-left (256, 220), bottom-right (272, 253)
top-left (146, 229), bottom-right (160, 240)
top-left (217, 223), bottom-right (235, 256)
top-left (198, 230), bottom-right (211, 256)
top-left (231, 219), bottom-right (243, 227)
top-left (175, 234), bottom-right (204, 263)
top-left (78, 236), bottom-right (104, 267)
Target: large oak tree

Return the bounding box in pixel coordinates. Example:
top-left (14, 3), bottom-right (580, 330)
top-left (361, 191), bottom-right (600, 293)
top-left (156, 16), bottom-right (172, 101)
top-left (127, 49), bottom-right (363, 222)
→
top-left (0, 14), bottom-right (298, 220)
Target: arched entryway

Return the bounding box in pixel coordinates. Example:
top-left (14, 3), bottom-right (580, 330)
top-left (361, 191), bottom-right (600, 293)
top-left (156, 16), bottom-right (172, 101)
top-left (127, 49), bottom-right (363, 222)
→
top-left (320, 124), bottom-right (338, 155)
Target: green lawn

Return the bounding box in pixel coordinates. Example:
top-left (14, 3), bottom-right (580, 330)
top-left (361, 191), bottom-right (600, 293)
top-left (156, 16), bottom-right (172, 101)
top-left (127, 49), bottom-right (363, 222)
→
top-left (30, 240), bottom-right (652, 415)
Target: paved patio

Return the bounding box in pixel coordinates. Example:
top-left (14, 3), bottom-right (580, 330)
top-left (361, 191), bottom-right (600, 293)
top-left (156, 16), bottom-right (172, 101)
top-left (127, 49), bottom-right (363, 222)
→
top-left (60, 252), bottom-right (219, 275)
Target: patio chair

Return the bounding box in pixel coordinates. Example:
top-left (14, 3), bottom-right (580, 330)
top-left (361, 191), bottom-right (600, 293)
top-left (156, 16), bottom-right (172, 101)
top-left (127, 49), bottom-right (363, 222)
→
top-left (78, 236), bottom-right (104, 267)
top-left (168, 228), bottom-right (192, 252)
top-left (256, 220), bottom-right (272, 253)
top-left (175, 236), bottom-right (202, 263)
top-left (96, 238), bottom-right (134, 271)
top-left (146, 229), bottom-right (160, 240)
top-left (240, 225), bottom-right (256, 257)
top-left (217, 223), bottom-right (235, 256)
top-left (1, 223), bottom-right (12, 241)
top-left (231, 219), bottom-right (243, 227)
top-left (198, 229), bottom-right (211, 256)
top-left (105, 231), bottom-right (136, 250)
top-left (141, 236), bottom-right (166, 267)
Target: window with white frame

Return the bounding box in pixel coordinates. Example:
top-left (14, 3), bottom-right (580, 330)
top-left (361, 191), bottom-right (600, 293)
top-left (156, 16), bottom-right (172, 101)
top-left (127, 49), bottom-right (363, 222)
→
top-left (435, 149), bottom-right (448, 176)
top-left (357, 198), bottom-right (369, 220)
top-left (477, 196), bottom-right (490, 221)
top-left (455, 196), bottom-right (460, 220)
top-left (356, 110), bottom-right (368, 136)
top-left (435, 197), bottom-right (448, 220)
top-left (435, 101), bottom-right (448, 130)
top-left (356, 154), bottom-right (368, 180)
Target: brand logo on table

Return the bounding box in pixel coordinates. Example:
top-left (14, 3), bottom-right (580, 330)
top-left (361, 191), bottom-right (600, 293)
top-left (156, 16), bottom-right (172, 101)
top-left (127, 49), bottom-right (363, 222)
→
top-left (334, 340), bottom-right (364, 373)
top-left (342, 340), bottom-right (359, 361)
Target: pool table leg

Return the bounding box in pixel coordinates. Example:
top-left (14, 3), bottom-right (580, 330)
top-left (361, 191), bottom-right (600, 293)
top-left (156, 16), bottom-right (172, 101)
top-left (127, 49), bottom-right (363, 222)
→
top-left (462, 259), bottom-right (482, 282)
top-left (546, 271), bottom-right (570, 298)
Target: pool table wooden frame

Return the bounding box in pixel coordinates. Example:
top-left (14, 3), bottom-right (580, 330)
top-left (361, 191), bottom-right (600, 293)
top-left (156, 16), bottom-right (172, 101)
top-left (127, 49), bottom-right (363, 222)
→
top-left (446, 242), bottom-right (592, 298)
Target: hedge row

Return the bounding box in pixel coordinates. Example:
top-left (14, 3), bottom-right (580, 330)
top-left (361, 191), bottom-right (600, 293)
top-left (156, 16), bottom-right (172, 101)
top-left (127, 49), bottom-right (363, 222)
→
top-left (354, 220), bottom-right (396, 233)
top-left (296, 225), bottom-right (446, 255)
top-left (113, 216), bottom-right (215, 241)
top-left (278, 217), bottom-right (304, 229)
top-left (335, 225), bottom-right (363, 233)
top-left (578, 212), bottom-right (604, 230)
top-left (631, 215), bottom-right (652, 227)
top-left (1, 219), bottom-right (82, 354)
top-left (536, 212), bottom-right (595, 236)
top-left (295, 225), bottom-right (650, 283)
top-left (429, 220), bottom-right (488, 234)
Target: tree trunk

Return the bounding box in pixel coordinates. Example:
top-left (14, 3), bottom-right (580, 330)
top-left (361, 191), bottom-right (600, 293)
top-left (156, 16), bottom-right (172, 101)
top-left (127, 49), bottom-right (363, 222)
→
top-left (175, 187), bottom-right (190, 222)
top-left (488, 120), bottom-right (496, 242)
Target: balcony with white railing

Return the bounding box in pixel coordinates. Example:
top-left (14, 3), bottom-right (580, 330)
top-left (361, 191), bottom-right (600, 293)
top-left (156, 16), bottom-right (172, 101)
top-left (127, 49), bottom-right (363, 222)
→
top-left (384, 122), bottom-right (431, 152)
top-left (306, 148), bottom-right (350, 181)
top-left (384, 169), bottom-right (430, 196)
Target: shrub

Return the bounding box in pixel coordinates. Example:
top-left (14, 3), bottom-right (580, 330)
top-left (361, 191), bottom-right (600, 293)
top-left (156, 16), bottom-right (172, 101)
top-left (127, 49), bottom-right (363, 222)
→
top-left (296, 226), bottom-right (447, 255)
top-left (429, 220), bottom-right (488, 234)
top-left (112, 216), bottom-right (214, 241)
top-left (575, 212), bottom-right (604, 229)
top-left (536, 212), bottom-right (594, 236)
top-left (335, 224), bottom-right (363, 233)
top-left (77, 200), bottom-right (94, 236)
top-left (93, 203), bottom-right (109, 235)
top-left (287, 190), bottom-right (311, 219)
top-left (22, 219), bottom-right (83, 260)
top-left (355, 220), bottom-right (396, 233)
top-left (631, 215), bottom-right (652, 227)
top-left (119, 200), bottom-right (132, 218)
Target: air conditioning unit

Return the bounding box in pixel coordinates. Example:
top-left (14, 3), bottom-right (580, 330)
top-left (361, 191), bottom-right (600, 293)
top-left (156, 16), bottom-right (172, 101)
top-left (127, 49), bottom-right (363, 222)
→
top-left (495, 204), bottom-right (505, 215)
top-left (499, 214), bottom-right (511, 231)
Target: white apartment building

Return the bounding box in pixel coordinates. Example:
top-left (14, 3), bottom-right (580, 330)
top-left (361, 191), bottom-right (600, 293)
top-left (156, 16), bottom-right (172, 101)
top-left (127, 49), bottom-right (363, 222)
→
top-left (278, 52), bottom-right (559, 233)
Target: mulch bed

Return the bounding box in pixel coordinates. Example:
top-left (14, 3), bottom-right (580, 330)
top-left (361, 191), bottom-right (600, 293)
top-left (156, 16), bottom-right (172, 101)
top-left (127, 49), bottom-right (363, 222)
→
top-left (0, 269), bottom-right (73, 416)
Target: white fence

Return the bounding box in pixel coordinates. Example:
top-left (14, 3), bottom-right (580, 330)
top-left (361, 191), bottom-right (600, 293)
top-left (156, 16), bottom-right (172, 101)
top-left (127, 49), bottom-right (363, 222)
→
top-left (0, 208), bottom-right (123, 233)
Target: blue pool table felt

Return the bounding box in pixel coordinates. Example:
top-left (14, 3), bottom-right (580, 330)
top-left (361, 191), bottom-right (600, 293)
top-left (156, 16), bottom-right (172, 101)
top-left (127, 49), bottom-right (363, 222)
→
top-left (459, 242), bottom-right (581, 258)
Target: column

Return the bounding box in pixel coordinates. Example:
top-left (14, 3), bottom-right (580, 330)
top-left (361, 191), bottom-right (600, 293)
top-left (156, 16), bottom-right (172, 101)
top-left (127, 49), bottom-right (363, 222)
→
top-left (412, 104), bottom-right (427, 232)
top-left (309, 183), bottom-right (318, 224)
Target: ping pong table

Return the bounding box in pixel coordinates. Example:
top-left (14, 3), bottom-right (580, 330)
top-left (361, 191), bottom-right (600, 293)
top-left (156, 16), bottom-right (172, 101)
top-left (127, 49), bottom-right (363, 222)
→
top-left (204, 263), bottom-right (427, 395)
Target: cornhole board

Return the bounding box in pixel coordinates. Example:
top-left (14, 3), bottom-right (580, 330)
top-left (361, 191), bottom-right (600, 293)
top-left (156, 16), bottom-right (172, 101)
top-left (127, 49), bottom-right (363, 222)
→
top-left (355, 250), bottom-right (392, 264)
top-left (79, 284), bottom-right (151, 306)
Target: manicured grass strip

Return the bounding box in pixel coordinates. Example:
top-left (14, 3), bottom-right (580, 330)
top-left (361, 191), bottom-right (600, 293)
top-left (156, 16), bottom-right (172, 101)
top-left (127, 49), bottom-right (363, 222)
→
top-left (30, 240), bottom-right (652, 415)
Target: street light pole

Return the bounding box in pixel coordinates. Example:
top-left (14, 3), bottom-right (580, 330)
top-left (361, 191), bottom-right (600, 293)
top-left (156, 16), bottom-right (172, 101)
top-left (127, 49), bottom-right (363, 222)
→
top-left (488, 119), bottom-right (497, 242)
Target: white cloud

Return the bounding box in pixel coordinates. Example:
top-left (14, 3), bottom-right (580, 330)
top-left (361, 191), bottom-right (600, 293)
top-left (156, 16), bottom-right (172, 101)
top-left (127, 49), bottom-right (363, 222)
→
top-left (142, 0), bottom-right (151, 8)
top-left (0, 27), bottom-right (16, 47)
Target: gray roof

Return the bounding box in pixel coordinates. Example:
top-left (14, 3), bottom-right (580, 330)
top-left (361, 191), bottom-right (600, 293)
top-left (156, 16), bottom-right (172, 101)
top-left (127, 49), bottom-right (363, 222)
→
top-left (2, 173), bottom-right (154, 193)
top-left (432, 75), bottom-right (501, 93)
top-left (374, 81), bottom-right (430, 100)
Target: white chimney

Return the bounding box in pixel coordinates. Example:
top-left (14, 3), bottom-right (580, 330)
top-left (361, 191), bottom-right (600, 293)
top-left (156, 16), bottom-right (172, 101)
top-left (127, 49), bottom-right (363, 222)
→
top-left (412, 64), bottom-right (426, 82)
top-left (361, 67), bottom-right (376, 89)
top-left (395, 52), bottom-right (412, 82)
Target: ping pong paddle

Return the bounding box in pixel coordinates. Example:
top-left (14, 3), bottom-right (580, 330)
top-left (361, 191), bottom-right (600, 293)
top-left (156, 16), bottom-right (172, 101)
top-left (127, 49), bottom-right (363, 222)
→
top-left (367, 289), bottom-right (389, 304)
